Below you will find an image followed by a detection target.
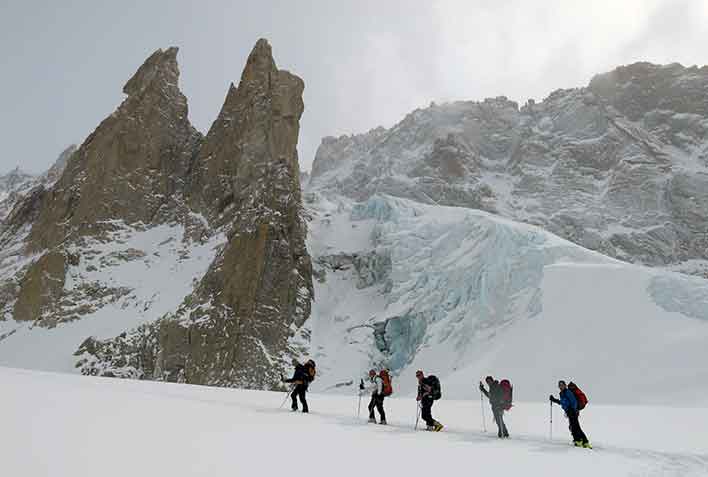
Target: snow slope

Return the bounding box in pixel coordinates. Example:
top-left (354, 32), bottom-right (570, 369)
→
top-left (0, 222), bottom-right (225, 372)
top-left (304, 193), bottom-right (708, 405)
top-left (2, 367), bottom-right (706, 477)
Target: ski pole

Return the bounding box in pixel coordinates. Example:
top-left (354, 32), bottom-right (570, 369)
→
top-left (480, 389), bottom-right (487, 432)
top-left (415, 402), bottom-right (421, 430)
top-left (356, 379), bottom-right (363, 419)
top-left (549, 401), bottom-right (553, 441)
top-left (279, 385), bottom-right (295, 409)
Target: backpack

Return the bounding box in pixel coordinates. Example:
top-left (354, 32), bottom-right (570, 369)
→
top-left (379, 369), bottom-right (393, 397)
top-left (568, 382), bottom-right (588, 410)
top-left (305, 360), bottom-right (316, 382)
top-left (499, 379), bottom-right (513, 411)
top-left (428, 375), bottom-right (442, 400)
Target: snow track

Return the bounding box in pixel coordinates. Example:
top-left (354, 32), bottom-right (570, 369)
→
top-left (3, 367), bottom-right (706, 477)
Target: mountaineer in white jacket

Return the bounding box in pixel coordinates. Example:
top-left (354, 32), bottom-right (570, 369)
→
top-left (359, 369), bottom-right (387, 424)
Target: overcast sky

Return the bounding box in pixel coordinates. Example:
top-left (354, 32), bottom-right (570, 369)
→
top-left (1, 0), bottom-right (707, 174)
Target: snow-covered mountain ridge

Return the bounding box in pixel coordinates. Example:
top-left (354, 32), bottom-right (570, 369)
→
top-left (0, 144), bottom-right (75, 221)
top-left (310, 62), bottom-right (708, 271)
top-left (0, 52), bottom-right (707, 408)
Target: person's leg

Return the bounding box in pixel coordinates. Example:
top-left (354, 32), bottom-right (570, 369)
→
top-left (429, 400), bottom-right (442, 430)
top-left (493, 407), bottom-right (503, 437)
top-left (421, 399), bottom-right (434, 427)
top-left (290, 387), bottom-right (298, 410)
top-left (500, 410), bottom-right (509, 437)
top-left (376, 395), bottom-right (386, 423)
top-left (298, 385), bottom-right (309, 413)
top-left (428, 399), bottom-right (436, 425)
top-left (575, 414), bottom-right (589, 444)
top-left (567, 410), bottom-right (582, 443)
top-left (368, 395), bottom-right (376, 421)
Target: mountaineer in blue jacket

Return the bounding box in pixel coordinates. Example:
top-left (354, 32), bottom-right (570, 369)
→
top-left (550, 380), bottom-right (590, 448)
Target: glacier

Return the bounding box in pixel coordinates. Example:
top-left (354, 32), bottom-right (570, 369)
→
top-left (303, 192), bottom-right (708, 405)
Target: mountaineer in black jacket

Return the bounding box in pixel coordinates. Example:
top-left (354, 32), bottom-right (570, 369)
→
top-left (480, 375), bottom-right (509, 438)
top-left (282, 359), bottom-right (316, 413)
top-left (416, 370), bottom-right (443, 432)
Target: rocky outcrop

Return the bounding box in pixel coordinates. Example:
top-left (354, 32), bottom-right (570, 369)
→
top-left (0, 185), bottom-right (47, 247)
top-left (13, 250), bottom-right (67, 323)
top-left (0, 146), bottom-right (75, 224)
top-left (154, 39), bottom-right (313, 388)
top-left (589, 62), bottom-right (708, 122)
top-left (77, 40), bottom-right (314, 389)
top-left (26, 47), bottom-right (202, 252)
top-left (0, 47), bottom-right (205, 328)
top-left (75, 325), bottom-right (160, 379)
top-left (42, 144), bottom-right (77, 185)
top-left (316, 251), bottom-right (391, 289)
top-left (309, 64), bottom-right (708, 269)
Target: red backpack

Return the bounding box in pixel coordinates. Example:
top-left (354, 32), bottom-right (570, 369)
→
top-left (499, 379), bottom-right (513, 411)
top-left (379, 369), bottom-right (393, 397)
top-left (568, 382), bottom-right (588, 410)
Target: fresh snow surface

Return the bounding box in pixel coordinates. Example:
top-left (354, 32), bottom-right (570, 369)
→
top-left (0, 223), bottom-right (225, 372)
top-left (304, 193), bottom-right (708, 406)
top-left (2, 367), bottom-right (706, 477)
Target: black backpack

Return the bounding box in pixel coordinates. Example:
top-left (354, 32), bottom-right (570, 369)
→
top-left (304, 360), bottom-right (316, 382)
top-left (428, 375), bottom-right (442, 400)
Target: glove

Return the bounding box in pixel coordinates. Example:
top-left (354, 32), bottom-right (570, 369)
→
top-left (359, 379), bottom-right (365, 391)
top-left (479, 382), bottom-right (485, 392)
top-left (549, 395), bottom-right (555, 402)
top-left (280, 373), bottom-right (285, 382)
top-left (416, 395), bottom-right (421, 402)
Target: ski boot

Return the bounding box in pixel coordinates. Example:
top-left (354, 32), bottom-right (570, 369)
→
top-left (573, 441), bottom-right (583, 447)
top-left (433, 421), bottom-right (444, 432)
top-left (368, 418), bottom-right (376, 423)
top-left (582, 442), bottom-right (592, 449)
top-left (379, 420), bottom-right (387, 425)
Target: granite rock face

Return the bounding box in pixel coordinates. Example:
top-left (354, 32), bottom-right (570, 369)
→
top-left (146, 39), bottom-right (313, 388)
top-left (310, 63), bottom-right (708, 269)
top-left (73, 40), bottom-right (313, 388)
top-left (0, 47), bottom-right (204, 327)
top-left (26, 48), bottom-right (202, 252)
top-left (0, 40), bottom-right (313, 390)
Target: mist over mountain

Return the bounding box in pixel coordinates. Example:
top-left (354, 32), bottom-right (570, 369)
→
top-left (310, 62), bottom-right (708, 272)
